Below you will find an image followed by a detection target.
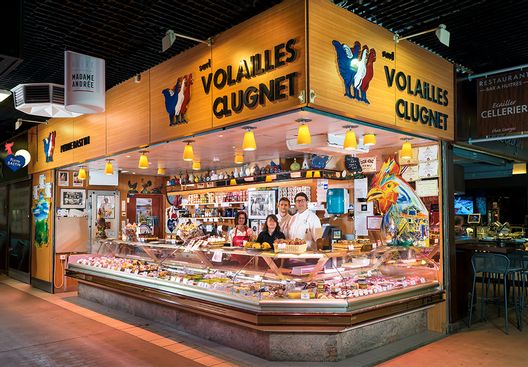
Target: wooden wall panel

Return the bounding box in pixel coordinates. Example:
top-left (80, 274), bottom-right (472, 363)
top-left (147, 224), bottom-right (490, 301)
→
top-left (394, 41), bottom-right (454, 141)
top-left (308, 0), bottom-right (395, 128)
top-left (210, 0), bottom-right (306, 129)
top-left (308, 0), bottom-right (454, 141)
top-left (150, 44), bottom-right (212, 144)
top-left (29, 118), bottom-right (75, 174)
top-left (106, 71), bottom-right (150, 155)
top-left (31, 169), bottom-right (54, 283)
top-left (72, 112), bottom-right (106, 163)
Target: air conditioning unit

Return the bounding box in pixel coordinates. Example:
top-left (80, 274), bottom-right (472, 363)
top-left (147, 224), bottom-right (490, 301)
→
top-left (286, 133), bottom-right (370, 155)
top-left (11, 83), bottom-right (82, 117)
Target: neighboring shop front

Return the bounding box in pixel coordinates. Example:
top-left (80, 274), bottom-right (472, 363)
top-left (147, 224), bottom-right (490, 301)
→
top-left (26, 0), bottom-right (454, 361)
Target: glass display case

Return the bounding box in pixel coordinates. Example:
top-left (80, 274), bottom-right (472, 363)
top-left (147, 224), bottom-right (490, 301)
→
top-left (67, 236), bottom-right (441, 314)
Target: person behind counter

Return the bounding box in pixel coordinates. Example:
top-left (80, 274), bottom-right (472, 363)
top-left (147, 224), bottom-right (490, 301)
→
top-left (289, 192), bottom-right (322, 250)
top-left (277, 197), bottom-right (292, 237)
top-left (256, 214), bottom-right (286, 245)
top-left (229, 211), bottom-right (254, 247)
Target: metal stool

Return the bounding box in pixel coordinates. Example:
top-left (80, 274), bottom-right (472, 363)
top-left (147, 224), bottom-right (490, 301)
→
top-left (468, 253), bottom-right (522, 334)
top-left (508, 250), bottom-right (528, 329)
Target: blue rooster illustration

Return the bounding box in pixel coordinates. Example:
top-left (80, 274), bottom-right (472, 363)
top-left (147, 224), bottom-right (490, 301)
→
top-left (162, 79), bottom-right (181, 126)
top-left (332, 40), bottom-right (375, 104)
top-left (43, 131), bottom-right (56, 163)
top-left (366, 158), bottom-right (429, 247)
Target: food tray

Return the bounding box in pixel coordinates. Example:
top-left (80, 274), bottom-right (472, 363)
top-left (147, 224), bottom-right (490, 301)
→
top-left (273, 243), bottom-right (308, 254)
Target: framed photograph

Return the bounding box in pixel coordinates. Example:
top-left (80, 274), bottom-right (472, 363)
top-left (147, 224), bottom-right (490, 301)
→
top-left (248, 190), bottom-right (276, 219)
top-left (72, 171), bottom-right (84, 187)
top-left (60, 189), bottom-right (86, 209)
top-left (97, 195), bottom-right (115, 219)
top-left (367, 216), bottom-right (383, 230)
top-left (58, 171), bottom-right (69, 187)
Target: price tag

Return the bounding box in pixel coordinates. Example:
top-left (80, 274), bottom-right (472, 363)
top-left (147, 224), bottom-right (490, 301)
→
top-left (211, 251), bottom-right (223, 263)
top-left (278, 243), bottom-right (286, 251)
top-left (300, 291), bottom-right (311, 300)
top-left (348, 245), bottom-right (355, 251)
top-left (220, 202), bottom-right (230, 208)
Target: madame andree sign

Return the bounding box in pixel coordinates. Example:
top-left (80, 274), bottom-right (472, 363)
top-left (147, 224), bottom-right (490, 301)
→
top-left (200, 39), bottom-right (298, 119)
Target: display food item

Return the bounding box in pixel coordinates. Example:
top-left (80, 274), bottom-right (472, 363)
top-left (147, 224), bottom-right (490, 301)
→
top-left (273, 238), bottom-right (307, 254)
top-left (177, 223), bottom-right (202, 240)
top-left (207, 236), bottom-right (226, 247)
top-left (243, 241), bottom-right (271, 250)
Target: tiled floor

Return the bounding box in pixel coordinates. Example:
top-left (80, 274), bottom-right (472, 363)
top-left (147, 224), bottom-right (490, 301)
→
top-left (1, 276), bottom-right (528, 366)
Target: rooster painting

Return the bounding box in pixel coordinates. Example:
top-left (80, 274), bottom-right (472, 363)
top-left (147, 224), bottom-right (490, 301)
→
top-left (366, 158), bottom-right (429, 247)
top-left (43, 131), bottom-right (56, 163)
top-left (332, 40), bottom-right (376, 104)
top-left (162, 73), bottom-right (192, 126)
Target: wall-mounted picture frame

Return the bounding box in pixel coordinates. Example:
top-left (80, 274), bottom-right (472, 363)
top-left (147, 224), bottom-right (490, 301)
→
top-left (72, 171), bottom-right (84, 187)
top-left (60, 189), bottom-right (86, 209)
top-left (248, 190), bottom-right (276, 219)
top-left (58, 171), bottom-right (69, 187)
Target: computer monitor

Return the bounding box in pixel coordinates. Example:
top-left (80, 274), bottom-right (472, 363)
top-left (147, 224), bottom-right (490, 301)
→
top-left (467, 214), bottom-right (481, 224)
top-left (454, 196), bottom-right (474, 215)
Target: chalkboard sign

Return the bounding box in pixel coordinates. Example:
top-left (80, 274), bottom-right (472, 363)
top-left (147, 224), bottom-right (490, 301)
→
top-left (345, 155), bottom-right (362, 172)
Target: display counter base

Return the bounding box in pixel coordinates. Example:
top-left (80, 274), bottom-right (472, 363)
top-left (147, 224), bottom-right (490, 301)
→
top-left (78, 281), bottom-right (435, 361)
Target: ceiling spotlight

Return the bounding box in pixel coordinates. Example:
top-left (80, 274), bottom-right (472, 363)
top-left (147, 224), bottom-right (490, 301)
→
top-left (394, 24), bottom-right (450, 47)
top-left (162, 29), bottom-right (212, 53)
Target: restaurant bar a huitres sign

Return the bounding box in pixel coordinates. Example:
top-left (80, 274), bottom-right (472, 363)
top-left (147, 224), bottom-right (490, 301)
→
top-left (476, 70), bottom-right (528, 137)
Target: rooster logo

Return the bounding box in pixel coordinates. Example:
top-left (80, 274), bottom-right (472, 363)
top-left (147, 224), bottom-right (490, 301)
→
top-left (332, 40), bottom-right (376, 104)
top-left (43, 131), bottom-right (56, 163)
top-left (162, 73), bottom-right (193, 126)
top-left (367, 158), bottom-right (429, 246)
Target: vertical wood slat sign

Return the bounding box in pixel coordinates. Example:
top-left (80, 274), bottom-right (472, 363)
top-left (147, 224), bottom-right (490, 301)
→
top-left (308, 0), bottom-right (454, 141)
top-left (476, 70), bottom-right (528, 137)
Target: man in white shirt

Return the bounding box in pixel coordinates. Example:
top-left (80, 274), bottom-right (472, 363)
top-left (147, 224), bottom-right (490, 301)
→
top-left (289, 192), bottom-right (322, 250)
top-left (277, 197), bottom-right (292, 238)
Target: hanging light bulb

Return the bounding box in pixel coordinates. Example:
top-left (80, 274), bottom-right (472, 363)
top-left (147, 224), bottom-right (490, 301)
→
top-left (234, 151), bottom-right (244, 164)
top-left (400, 138), bottom-right (414, 160)
top-left (192, 160), bottom-right (201, 170)
top-left (78, 166), bottom-right (87, 180)
top-left (242, 127), bottom-right (257, 151)
top-left (343, 125), bottom-right (358, 150)
top-left (157, 167), bottom-right (166, 175)
top-left (182, 140), bottom-right (194, 161)
top-left (104, 159), bottom-right (114, 175)
top-left (363, 133), bottom-right (376, 146)
top-left (512, 162), bottom-right (527, 175)
top-left (296, 118), bottom-right (312, 145)
top-left (138, 151), bottom-right (149, 169)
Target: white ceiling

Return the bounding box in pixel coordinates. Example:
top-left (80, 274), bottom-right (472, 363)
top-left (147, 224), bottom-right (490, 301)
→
top-left (66, 110), bottom-right (431, 176)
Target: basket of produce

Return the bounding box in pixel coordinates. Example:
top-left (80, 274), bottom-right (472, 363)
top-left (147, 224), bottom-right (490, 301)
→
top-left (273, 239), bottom-right (307, 254)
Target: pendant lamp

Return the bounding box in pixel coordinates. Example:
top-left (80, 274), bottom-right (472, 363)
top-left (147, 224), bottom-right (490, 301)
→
top-left (157, 167), bottom-right (166, 175)
top-left (234, 151), bottom-right (244, 164)
top-left (296, 118), bottom-right (312, 145)
top-left (192, 160), bottom-right (201, 170)
top-left (363, 133), bottom-right (376, 146)
top-left (400, 138), bottom-right (414, 160)
top-left (512, 162), bottom-right (527, 175)
top-left (242, 127), bottom-right (257, 151)
top-left (104, 159), bottom-right (114, 175)
top-left (182, 140), bottom-right (194, 161)
top-left (78, 166), bottom-right (87, 180)
top-left (343, 125), bottom-right (358, 150)
top-left (138, 151), bottom-right (149, 169)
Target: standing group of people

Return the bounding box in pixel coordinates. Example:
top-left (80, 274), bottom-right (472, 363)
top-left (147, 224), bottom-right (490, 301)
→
top-left (228, 192), bottom-right (322, 250)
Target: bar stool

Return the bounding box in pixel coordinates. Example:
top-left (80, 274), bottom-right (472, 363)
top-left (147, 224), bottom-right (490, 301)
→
top-left (508, 250), bottom-right (528, 329)
top-left (468, 253), bottom-right (522, 334)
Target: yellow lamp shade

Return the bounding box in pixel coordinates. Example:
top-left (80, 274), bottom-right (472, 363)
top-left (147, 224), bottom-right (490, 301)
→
top-left (138, 153), bottom-right (149, 169)
top-left (265, 175), bottom-right (272, 182)
top-left (183, 143), bottom-right (194, 161)
top-left (313, 170), bottom-right (321, 178)
top-left (230, 178), bottom-right (237, 186)
top-left (401, 141), bottom-right (413, 160)
top-left (157, 167), bottom-right (166, 175)
top-left (306, 170), bottom-right (313, 178)
top-left (297, 124), bottom-right (311, 145)
top-left (344, 130), bottom-right (357, 150)
top-left (242, 130), bottom-right (257, 151)
top-left (104, 161), bottom-right (113, 175)
top-left (512, 162), bottom-right (527, 175)
top-left (234, 152), bottom-right (244, 164)
top-left (78, 167), bottom-right (87, 180)
top-left (192, 160), bottom-right (201, 170)
top-left (363, 133), bottom-right (376, 146)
